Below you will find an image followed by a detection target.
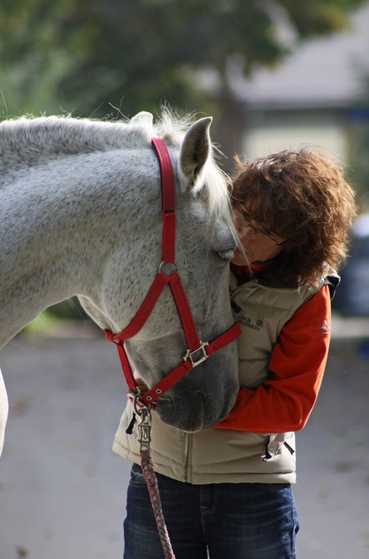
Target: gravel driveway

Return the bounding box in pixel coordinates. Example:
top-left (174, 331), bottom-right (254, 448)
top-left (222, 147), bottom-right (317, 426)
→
top-left (0, 316), bottom-right (368, 559)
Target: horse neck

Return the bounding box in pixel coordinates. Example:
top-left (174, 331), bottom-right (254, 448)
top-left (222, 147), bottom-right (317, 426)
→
top-left (0, 149), bottom-right (160, 349)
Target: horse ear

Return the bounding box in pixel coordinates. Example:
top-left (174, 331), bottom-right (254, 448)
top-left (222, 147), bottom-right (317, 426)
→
top-left (179, 117), bottom-right (212, 186)
top-left (130, 111), bottom-right (154, 126)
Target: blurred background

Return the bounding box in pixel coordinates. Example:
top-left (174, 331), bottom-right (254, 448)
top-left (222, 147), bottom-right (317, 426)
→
top-left (1, 1), bottom-right (369, 558)
top-left (2, 0), bottom-right (369, 323)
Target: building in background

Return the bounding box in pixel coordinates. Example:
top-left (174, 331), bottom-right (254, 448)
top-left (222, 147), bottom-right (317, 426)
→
top-left (237, 3), bottom-right (369, 163)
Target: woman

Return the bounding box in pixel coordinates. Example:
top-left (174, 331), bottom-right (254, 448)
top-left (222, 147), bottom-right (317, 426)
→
top-left (115, 147), bottom-right (356, 558)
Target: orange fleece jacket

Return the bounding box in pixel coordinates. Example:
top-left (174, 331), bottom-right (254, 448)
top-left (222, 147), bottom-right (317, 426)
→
top-left (215, 284), bottom-right (331, 433)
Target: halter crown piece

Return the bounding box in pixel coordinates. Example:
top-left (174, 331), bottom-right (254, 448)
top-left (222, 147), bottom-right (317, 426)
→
top-left (104, 137), bottom-right (241, 408)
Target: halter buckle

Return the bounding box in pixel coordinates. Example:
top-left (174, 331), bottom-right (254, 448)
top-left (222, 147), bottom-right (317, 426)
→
top-left (184, 341), bottom-right (209, 368)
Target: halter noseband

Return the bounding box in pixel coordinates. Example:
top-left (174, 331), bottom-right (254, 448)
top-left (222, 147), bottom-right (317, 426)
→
top-left (104, 138), bottom-right (241, 408)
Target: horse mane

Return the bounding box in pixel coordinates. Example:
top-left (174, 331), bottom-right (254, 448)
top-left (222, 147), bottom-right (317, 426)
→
top-left (0, 108), bottom-right (197, 161)
top-left (0, 108), bottom-right (231, 223)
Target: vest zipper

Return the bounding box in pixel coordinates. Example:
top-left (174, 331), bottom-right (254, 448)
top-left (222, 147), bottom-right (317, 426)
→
top-left (183, 433), bottom-right (192, 482)
top-left (284, 441), bottom-right (295, 455)
top-left (263, 435), bottom-right (272, 461)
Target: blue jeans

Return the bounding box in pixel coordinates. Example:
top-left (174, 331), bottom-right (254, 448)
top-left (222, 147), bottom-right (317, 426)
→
top-left (124, 463), bottom-right (300, 559)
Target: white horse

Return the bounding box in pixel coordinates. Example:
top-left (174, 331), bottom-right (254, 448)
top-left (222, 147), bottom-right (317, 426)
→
top-left (0, 110), bottom-right (239, 456)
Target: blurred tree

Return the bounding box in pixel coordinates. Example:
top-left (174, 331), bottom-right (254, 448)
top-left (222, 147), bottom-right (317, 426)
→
top-left (346, 75), bottom-right (369, 204)
top-left (348, 123), bottom-right (369, 207)
top-left (0, 0), bottom-right (365, 160)
top-left (1, 0), bottom-right (366, 326)
top-left (0, 0), bottom-right (100, 115)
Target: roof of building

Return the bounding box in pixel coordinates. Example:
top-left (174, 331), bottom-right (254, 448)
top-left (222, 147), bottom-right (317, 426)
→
top-left (237, 3), bottom-right (369, 109)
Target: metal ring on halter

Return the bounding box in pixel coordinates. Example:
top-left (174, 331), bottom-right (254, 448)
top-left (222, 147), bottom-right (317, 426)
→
top-left (127, 386), bottom-right (141, 403)
top-left (158, 261), bottom-right (178, 276)
top-left (133, 391), bottom-right (152, 418)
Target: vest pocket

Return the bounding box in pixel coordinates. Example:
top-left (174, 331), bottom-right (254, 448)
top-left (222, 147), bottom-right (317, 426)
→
top-left (262, 434), bottom-right (295, 460)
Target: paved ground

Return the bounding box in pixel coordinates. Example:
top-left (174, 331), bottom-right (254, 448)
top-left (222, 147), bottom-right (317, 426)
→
top-left (0, 316), bottom-right (369, 559)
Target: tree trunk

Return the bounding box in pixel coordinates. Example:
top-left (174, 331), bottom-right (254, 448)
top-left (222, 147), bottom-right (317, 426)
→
top-left (213, 89), bottom-right (247, 174)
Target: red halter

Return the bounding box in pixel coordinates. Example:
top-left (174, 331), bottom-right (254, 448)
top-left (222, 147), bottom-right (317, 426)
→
top-left (104, 138), bottom-right (241, 408)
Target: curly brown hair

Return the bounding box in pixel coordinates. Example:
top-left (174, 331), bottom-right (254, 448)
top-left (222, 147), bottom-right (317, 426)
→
top-left (231, 147), bottom-right (357, 286)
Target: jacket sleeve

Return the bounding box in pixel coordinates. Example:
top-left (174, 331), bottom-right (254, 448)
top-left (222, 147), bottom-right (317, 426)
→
top-left (215, 285), bottom-right (331, 433)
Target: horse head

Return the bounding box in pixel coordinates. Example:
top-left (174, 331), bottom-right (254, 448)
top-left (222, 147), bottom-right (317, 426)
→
top-left (80, 113), bottom-right (240, 431)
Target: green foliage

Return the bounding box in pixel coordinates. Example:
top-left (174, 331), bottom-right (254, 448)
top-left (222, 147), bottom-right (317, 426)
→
top-left (0, 0), bottom-right (365, 119)
top-left (350, 124), bottom-right (369, 193)
top-left (278, 0), bottom-right (365, 35)
top-left (0, 0), bottom-right (99, 115)
top-left (20, 299), bottom-right (91, 337)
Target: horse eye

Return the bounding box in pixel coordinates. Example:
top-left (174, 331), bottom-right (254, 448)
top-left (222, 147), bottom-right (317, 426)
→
top-left (218, 249), bottom-right (234, 261)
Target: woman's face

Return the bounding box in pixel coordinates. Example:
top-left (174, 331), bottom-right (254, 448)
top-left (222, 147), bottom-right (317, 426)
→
top-left (231, 203), bottom-right (287, 265)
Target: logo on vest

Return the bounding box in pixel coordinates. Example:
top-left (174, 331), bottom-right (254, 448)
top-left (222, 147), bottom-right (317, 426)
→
top-left (238, 315), bottom-right (264, 331)
top-left (318, 318), bottom-right (330, 335)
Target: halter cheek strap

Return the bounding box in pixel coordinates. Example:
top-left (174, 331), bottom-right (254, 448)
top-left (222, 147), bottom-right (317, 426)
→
top-left (104, 138), bottom-right (241, 407)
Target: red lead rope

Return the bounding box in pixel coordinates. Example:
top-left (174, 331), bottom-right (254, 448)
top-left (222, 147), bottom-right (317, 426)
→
top-left (104, 137), bottom-right (241, 407)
